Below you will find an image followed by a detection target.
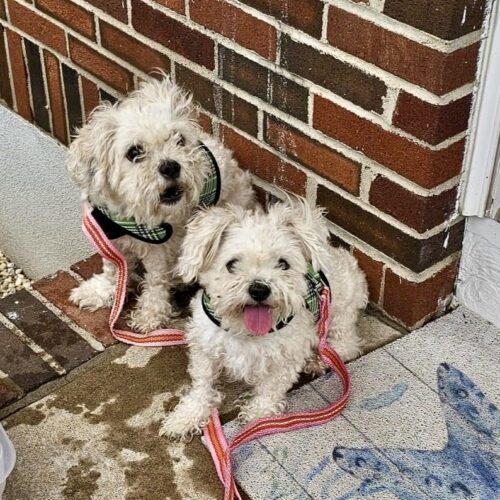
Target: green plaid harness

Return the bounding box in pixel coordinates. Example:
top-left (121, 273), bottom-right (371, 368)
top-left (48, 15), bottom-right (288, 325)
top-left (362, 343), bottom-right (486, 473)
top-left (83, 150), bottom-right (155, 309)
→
top-left (91, 142), bottom-right (221, 244)
top-left (202, 262), bottom-right (330, 331)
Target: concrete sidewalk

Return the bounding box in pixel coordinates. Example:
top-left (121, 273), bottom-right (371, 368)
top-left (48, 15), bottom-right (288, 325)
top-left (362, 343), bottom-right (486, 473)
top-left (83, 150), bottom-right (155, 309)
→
top-left (0, 308), bottom-right (398, 499)
top-left (2, 270), bottom-right (497, 500)
top-left (225, 306), bottom-right (500, 499)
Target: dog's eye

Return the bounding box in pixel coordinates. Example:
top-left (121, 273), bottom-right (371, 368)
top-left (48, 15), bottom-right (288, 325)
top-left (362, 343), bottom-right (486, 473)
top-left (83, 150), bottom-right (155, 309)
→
top-left (277, 258), bottom-right (290, 270)
top-left (226, 259), bottom-right (238, 273)
top-left (176, 134), bottom-right (186, 147)
top-left (126, 145), bottom-right (145, 162)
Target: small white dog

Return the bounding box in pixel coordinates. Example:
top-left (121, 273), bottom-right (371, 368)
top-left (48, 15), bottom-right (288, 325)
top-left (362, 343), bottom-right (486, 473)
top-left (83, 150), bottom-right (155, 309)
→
top-left (66, 77), bottom-right (254, 332)
top-left (160, 198), bottom-right (367, 439)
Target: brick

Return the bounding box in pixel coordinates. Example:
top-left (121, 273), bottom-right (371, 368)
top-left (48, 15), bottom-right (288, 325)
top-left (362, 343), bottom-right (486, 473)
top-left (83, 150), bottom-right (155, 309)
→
top-left (393, 92), bottom-right (472, 146)
top-left (0, 25), bottom-right (13, 107)
top-left (252, 184), bottom-right (271, 208)
top-left (239, 0), bottom-right (323, 37)
top-left (99, 88), bottom-right (118, 104)
top-left (44, 51), bottom-right (67, 143)
top-left (198, 111), bottom-right (212, 134)
top-left (383, 261), bottom-right (458, 329)
top-left (86, 0), bottom-right (128, 23)
top-left (7, 0), bottom-right (67, 55)
top-left (33, 271), bottom-right (116, 347)
top-left (69, 36), bottom-right (133, 94)
top-left (176, 64), bottom-right (258, 136)
top-left (0, 290), bottom-right (97, 371)
top-left (329, 233), bottom-right (350, 250)
top-left (369, 176), bottom-right (458, 233)
top-left (265, 115), bottom-right (361, 195)
top-left (100, 21), bottom-right (170, 75)
top-left (384, 0), bottom-right (486, 40)
top-left (5, 30), bottom-right (32, 121)
top-left (352, 248), bottom-right (384, 304)
top-left (222, 125), bottom-right (307, 195)
top-left (280, 34), bottom-right (386, 113)
top-left (327, 6), bottom-right (479, 95)
top-left (24, 39), bottom-right (50, 133)
top-left (153, 0), bottom-right (185, 14)
top-left (219, 46), bottom-right (308, 121)
top-left (0, 322), bottom-right (57, 391)
top-left (62, 63), bottom-right (83, 138)
top-left (81, 77), bottom-right (99, 119)
top-left (0, 378), bottom-right (24, 408)
top-left (313, 97), bottom-right (465, 189)
top-left (131, 0), bottom-right (214, 69)
top-left (316, 186), bottom-right (464, 273)
top-left (191, 0), bottom-right (276, 59)
top-left (35, 0), bottom-right (96, 40)
top-left (71, 254), bottom-right (102, 280)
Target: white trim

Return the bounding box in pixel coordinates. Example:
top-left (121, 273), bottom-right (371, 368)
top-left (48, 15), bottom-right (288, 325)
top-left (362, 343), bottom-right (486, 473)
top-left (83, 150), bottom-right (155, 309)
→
top-left (489, 156), bottom-right (500, 218)
top-left (461, 0), bottom-right (500, 216)
top-left (456, 217), bottom-right (500, 328)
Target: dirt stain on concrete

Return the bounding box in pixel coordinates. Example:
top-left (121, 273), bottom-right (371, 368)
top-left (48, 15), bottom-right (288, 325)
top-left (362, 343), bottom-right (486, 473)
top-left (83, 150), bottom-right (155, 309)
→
top-left (4, 407), bottom-right (46, 429)
top-left (43, 347), bottom-right (221, 498)
top-left (62, 458), bottom-right (101, 500)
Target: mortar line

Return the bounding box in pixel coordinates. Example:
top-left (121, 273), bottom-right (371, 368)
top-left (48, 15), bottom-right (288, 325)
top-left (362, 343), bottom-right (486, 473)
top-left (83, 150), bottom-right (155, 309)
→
top-left (0, 312), bottom-right (66, 375)
top-left (28, 288), bottom-right (105, 352)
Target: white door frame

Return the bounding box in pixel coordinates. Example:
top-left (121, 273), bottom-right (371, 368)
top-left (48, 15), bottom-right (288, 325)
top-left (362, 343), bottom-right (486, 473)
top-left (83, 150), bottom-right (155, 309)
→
top-left (461, 0), bottom-right (500, 218)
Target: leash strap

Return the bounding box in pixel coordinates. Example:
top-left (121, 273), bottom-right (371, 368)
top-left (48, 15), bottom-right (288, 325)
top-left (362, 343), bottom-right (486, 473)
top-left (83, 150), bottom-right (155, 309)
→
top-left (81, 202), bottom-right (186, 347)
top-left (203, 287), bottom-right (350, 500)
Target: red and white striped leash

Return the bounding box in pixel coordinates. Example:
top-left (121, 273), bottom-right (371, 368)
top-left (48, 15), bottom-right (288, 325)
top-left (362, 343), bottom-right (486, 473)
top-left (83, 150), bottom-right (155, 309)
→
top-left (81, 202), bottom-right (186, 346)
top-left (82, 201), bottom-right (350, 499)
top-left (203, 287), bottom-right (351, 500)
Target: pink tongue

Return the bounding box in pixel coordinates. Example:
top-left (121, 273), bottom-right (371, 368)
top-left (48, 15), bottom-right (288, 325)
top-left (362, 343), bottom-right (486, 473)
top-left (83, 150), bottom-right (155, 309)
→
top-left (243, 305), bottom-right (273, 336)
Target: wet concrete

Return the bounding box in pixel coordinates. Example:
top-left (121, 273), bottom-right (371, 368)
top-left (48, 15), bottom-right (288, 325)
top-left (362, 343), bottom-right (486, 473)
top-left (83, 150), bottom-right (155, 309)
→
top-left (2, 346), bottom-right (223, 500)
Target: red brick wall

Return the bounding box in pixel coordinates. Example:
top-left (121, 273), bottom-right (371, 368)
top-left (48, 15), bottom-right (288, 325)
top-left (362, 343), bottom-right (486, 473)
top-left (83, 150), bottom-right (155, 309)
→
top-left (0, 0), bottom-right (488, 329)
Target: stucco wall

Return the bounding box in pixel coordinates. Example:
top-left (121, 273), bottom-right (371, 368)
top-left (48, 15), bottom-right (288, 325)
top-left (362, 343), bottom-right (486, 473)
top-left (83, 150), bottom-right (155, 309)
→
top-left (0, 105), bottom-right (91, 279)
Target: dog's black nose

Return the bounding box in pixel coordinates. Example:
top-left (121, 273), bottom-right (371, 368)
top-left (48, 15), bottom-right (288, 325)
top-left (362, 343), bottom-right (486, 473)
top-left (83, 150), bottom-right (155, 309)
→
top-left (159, 160), bottom-right (181, 179)
top-left (248, 282), bottom-right (271, 302)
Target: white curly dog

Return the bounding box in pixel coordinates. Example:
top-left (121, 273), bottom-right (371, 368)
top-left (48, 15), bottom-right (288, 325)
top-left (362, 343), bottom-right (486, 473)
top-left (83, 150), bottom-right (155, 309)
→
top-left (161, 198), bottom-right (367, 439)
top-left (66, 77), bottom-right (254, 333)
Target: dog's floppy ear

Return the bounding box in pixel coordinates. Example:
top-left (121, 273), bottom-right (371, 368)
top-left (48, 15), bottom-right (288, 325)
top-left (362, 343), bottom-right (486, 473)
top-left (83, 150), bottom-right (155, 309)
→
top-left (176, 206), bottom-right (241, 283)
top-left (270, 195), bottom-right (331, 272)
top-left (66, 103), bottom-right (117, 194)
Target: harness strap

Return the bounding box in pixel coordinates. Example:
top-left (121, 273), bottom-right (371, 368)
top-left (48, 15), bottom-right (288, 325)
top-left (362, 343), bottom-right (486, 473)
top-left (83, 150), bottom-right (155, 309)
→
top-left (82, 202), bottom-right (187, 346)
top-left (90, 141), bottom-right (221, 245)
top-left (203, 287), bottom-right (350, 500)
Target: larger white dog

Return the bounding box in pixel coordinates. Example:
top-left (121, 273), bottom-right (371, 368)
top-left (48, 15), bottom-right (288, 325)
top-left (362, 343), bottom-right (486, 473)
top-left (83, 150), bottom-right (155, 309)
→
top-left (161, 198), bottom-right (367, 439)
top-left (67, 77), bottom-right (254, 332)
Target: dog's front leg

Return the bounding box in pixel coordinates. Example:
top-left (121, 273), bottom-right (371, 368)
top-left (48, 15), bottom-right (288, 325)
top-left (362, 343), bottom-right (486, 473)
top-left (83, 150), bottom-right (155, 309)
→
top-left (160, 347), bottom-right (222, 440)
top-left (238, 366), bottom-right (299, 422)
top-left (128, 245), bottom-right (174, 333)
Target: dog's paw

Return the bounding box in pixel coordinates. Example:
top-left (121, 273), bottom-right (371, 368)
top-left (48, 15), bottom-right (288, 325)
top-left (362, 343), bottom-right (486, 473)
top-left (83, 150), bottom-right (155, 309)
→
top-left (237, 398), bottom-right (286, 423)
top-left (69, 278), bottom-right (114, 311)
top-left (303, 356), bottom-right (327, 376)
top-left (127, 308), bottom-right (166, 334)
top-left (159, 412), bottom-right (203, 441)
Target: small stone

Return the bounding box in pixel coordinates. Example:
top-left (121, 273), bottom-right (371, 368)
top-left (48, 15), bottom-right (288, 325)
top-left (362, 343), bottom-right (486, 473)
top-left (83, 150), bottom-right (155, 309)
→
top-left (0, 251), bottom-right (31, 299)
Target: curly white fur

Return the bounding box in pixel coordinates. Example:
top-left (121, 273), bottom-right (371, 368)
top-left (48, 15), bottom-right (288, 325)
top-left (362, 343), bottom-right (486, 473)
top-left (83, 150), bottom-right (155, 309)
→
top-left (160, 197), bottom-right (368, 439)
top-left (66, 76), bottom-right (254, 332)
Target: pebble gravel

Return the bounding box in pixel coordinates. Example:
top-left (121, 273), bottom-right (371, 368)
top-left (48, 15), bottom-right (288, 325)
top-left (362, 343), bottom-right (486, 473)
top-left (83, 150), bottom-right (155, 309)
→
top-left (0, 250), bottom-right (32, 299)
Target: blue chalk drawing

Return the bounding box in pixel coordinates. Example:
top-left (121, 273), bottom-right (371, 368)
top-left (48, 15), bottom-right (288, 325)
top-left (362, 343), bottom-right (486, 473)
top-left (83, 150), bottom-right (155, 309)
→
top-left (333, 363), bottom-right (500, 499)
top-left (358, 383), bottom-right (408, 411)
